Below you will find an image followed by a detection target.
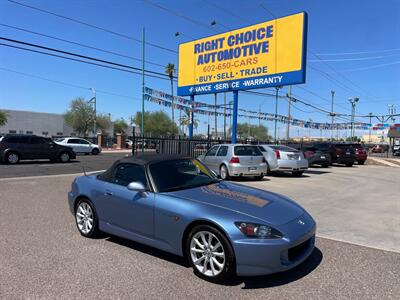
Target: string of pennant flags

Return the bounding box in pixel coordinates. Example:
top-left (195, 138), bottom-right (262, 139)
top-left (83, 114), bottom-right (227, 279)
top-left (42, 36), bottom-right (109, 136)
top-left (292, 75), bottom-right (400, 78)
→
top-left (145, 87), bottom-right (382, 131)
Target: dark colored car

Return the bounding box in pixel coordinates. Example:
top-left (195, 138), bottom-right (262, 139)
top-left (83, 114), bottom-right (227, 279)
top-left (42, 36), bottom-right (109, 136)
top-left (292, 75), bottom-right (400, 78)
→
top-left (312, 142), bottom-right (356, 167)
top-left (303, 145), bottom-right (331, 167)
top-left (0, 134), bottom-right (76, 164)
top-left (348, 143), bottom-right (368, 165)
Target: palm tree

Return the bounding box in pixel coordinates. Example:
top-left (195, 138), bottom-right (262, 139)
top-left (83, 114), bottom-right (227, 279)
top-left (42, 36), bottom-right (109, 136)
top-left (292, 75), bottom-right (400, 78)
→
top-left (165, 63), bottom-right (176, 128)
top-left (0, 111), bottom-right (8, 126)
top-left (179, 109), bottom-right (199, 135)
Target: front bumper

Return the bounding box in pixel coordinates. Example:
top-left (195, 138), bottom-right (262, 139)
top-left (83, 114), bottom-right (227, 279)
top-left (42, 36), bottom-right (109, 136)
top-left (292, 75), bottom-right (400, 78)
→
top-left (274, 159), bottom-right (308, 172)
top-left (228, 163), bottom-right (268, 177)
top-left (233, 214), bottom-right (316, 276)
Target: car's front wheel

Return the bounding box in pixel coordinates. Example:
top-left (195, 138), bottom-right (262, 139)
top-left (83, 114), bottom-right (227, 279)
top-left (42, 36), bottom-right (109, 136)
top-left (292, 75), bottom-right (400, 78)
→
top-left (346, 162), bottom-right (353, 167)
top-left (91, 148), bottom-right (99, 155)
top-left (75, 198), bottom-right (100, 238)
top-left (292, 171), bottom-right (304, 177)
top-left (186, 225), bottom-right (235, 283)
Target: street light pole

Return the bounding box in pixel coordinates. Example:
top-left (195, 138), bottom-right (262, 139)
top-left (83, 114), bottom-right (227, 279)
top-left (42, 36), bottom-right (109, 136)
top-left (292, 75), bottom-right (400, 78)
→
top-left (348, 97), bottom-right (359, 141)
top-left (141, 27), bottom-right (145, 153)
top-left (274, 86), bottom-right (281, 143)
top-left (330, 90), bottom-right (335, 141)
top-left (286, 86), bottom-right (292, 141)
top-left (368, 112), bottom-right (373, 142)
top-left (214, 93), bottom-right (218, 139)
top-left (88, 88), bottom-right (96, 138)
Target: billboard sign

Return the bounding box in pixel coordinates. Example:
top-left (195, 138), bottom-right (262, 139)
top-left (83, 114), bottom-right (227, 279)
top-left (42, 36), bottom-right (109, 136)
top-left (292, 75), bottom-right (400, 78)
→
top-left (177, 12), bottom-right (307, 96)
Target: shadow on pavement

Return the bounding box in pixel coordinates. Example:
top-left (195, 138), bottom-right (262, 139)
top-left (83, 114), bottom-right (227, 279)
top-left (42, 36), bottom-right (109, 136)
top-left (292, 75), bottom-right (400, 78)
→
top-left (105, 235), bottom-right (323, 289)
top-left (232, 247), bottom-right (323, 289)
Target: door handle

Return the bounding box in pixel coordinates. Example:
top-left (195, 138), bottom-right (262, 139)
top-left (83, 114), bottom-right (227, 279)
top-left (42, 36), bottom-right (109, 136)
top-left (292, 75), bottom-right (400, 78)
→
top-left (104, 190), bottom-right (113, 196)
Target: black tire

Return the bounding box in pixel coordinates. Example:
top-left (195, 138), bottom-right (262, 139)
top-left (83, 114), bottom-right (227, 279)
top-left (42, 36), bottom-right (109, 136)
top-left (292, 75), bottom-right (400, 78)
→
top-left (5, 152), bottom-right (20, 164)
top-left (292, 171), bottom-right (304, 177)
top-left (91, 148), bottom-right (99, 155)
top-left (266, 162), bottom-right (272, 176)
top-left (345, 162), bottom-right (353, 167)
top-left (75, 198), bottom-right (100, 238)
top-left (358, 160), bottom-right (365, 165)
top-left (321, 164), bottom-right (329, 168)
top-left (219, 164), bottom-right (230, 180)
top-left (186, 224), bottom-right (235, 283)
top-left (254, 174), bottom-right (264, 181)
top-left (59, 151), bottom-right (70, 163)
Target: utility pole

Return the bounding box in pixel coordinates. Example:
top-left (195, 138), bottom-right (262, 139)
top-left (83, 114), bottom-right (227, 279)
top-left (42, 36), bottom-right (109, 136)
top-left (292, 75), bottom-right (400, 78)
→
top-left (214, 93), bottom-right (218, 139)
top-left (368, 112), bottom-right (373, 142)
top-left (141, 27), bottom-right (145, 153)
top-left (223, 92), bottom-right (226, 140)
top-left (258, 104), bottom-right (261, 127)
top-left (286, 86), bottom-right (292, 141)
top-left (330, 90), bottom-right (335, 141)
top-left (274, 86), bottom-right (281, 143)
top-left (88, 88), bottom-right (96, 137)
top-left (348, 97), bottom-right (359, 141)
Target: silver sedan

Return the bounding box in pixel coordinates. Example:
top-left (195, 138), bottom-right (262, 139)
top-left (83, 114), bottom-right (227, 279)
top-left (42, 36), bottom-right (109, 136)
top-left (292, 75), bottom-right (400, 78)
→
top-left (198, 144), bottom-right (268, 180)
top-left (259, 145), bottom-right (308, 176)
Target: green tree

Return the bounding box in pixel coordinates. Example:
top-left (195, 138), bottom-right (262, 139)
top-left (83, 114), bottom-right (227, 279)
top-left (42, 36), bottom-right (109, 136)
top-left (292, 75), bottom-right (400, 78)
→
top-left (165, 63), bottom-right (176, 128)
top-left (96, 114), bottom-right (111, 133)
top-left (179, 109), bottom-right (199, 135)
top-left (133, 111), bottom-right (178, 136)
top-left (114, 118), bottom-right (128, 134)
top-left (0, 111), bottom-right (7, 126)
top-left (64, 98), bottom-right (94, 136)
top-left (229, 123), bottom-right (271, 141)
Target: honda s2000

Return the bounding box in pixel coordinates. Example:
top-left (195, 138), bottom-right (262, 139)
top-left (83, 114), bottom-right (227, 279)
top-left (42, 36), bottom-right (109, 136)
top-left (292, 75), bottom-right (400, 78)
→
top-left (68, 154), bottom-right (316, 282)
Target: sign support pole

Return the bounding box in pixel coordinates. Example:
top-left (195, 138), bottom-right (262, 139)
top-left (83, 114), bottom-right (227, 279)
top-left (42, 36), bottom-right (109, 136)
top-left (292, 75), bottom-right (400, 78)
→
top-left (141, 27), bottom-right (145, 153)
top-left (232, 90), bottom-right (239, 144)
top-left (189, 95), bottom-right (194, 139)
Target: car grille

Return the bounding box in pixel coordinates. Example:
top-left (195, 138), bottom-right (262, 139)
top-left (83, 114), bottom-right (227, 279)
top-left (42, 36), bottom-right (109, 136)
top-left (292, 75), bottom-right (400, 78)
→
top-left (288, 238), bottom-right (311, 262)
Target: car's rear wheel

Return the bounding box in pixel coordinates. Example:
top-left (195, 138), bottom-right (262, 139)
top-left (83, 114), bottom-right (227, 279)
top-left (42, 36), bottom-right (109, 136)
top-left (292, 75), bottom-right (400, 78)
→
top-left (59, 152), bottom-right (70, 163)
top-left (6, 152), bottom-right (19, 164)
top-left (346, 162), bottom-right (353, 167)
top-left (220, 165), bottom-right (230, 180)
top-left (186, 225), bottom-right (235, 283)
top-left (292, 171), bottom-right (304, 177)
top-left (254, 174), bottom-right (264, 180)
top-left (321, 164), bottom-right (329, 168)
top-left (91, 148), bottom-right (99, 155)
top-left (266, 162), bottom-right (272, 176)
top-left (75, 198), bottom-right (100, 238)
top-left (358, 160), bottom-right (365, 165)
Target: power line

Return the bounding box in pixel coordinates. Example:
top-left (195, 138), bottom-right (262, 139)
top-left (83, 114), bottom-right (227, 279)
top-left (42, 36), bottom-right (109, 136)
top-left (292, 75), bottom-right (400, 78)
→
top-left (332, 61), bottom-right (400, 73)
top-left (308, 53), bottom-right (400, 62)
top-left (7, 0), bottom-right (177, 53)
top-left (0, 42), bottom-right (171, 81)
top-left (0, 23), bottom-right (166, 68)
top-left (316, 48), bottom-right (400, 56)
top-left (143, 0), bottom-right (217, 32)
top-left (0, 36), bottom-right (174, 79)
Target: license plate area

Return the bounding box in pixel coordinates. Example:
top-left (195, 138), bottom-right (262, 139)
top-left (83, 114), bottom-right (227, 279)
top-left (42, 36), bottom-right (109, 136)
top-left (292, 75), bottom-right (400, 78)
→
top-left (248, 167), bottom-right (257, 171)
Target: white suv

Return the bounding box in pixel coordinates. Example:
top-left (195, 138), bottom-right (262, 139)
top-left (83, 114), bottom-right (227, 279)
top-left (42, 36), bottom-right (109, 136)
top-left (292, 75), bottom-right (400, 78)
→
top-left (55, 137), bottom-right (102, 155)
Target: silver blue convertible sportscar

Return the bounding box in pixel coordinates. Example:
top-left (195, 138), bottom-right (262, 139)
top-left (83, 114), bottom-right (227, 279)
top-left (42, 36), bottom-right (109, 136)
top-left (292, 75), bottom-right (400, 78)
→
top-left (68, 154), bottom-right (316, 282)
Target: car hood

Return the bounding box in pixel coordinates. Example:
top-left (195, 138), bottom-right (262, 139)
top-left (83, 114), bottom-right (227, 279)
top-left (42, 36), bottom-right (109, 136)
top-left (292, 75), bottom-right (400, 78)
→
top-left (168, 182), bottom-right (304, 225)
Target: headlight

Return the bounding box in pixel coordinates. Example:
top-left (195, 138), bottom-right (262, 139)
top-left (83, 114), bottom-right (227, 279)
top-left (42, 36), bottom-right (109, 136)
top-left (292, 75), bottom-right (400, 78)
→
top-left (235, 222), bottom-right (283, 239)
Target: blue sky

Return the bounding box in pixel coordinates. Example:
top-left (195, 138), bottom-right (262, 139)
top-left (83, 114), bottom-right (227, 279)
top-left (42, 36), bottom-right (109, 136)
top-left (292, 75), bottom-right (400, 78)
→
top-left (0, 0), bottom-right (399, 138)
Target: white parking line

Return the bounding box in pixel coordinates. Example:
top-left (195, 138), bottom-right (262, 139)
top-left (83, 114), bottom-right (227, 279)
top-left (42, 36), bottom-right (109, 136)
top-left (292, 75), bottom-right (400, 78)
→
top-left (0, 170), bottom-right (105, 182)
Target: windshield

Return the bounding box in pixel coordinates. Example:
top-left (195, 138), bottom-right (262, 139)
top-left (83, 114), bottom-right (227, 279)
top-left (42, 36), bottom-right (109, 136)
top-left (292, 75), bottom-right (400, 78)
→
top-left (149, 158), bottom-right (220, 193)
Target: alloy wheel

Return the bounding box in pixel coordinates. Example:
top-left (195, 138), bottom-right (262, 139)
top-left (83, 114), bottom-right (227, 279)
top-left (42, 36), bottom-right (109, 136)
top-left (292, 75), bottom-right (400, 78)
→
top-left (76, 202), bottom-right (94, 234)
top-left (190, 231), bottom-right (226, 277)
top-left (60, 153), bottom-right (70, 162)
top-left (7, 153), bottom-right (19, 164)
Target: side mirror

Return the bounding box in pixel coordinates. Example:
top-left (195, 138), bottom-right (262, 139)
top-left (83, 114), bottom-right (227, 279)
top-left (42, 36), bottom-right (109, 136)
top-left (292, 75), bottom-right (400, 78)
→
top-left (127, 182), bottom-right (147, 194)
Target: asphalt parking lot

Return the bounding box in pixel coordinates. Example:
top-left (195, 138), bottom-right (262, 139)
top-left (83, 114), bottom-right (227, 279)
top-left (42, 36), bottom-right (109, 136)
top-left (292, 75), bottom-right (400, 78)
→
top-left (0, 156), bottom-right (399, 299)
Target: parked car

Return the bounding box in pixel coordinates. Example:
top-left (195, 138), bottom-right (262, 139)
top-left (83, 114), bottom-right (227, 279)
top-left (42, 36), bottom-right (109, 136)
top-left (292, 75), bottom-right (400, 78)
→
top-left (259, 145), bottom-right (308, 176)
top-left (348, 143), bottom-right (368, 165)
top-left (0, 134), bottom-right (76, 164)
top-left (68, 154), bottom-right (316, 282)
top-left (198, 144), bottom-right (268, 180)
top-left (302, 145), bottom-right (331, 167)
top-left (55, 137), bottom-right (101, 155)
top-left (371, 144), bottom-right (388, 153)
top-left (125, 139), bottom-right (133, 149)
top-left (312, 142), bottom-right (356, 167)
